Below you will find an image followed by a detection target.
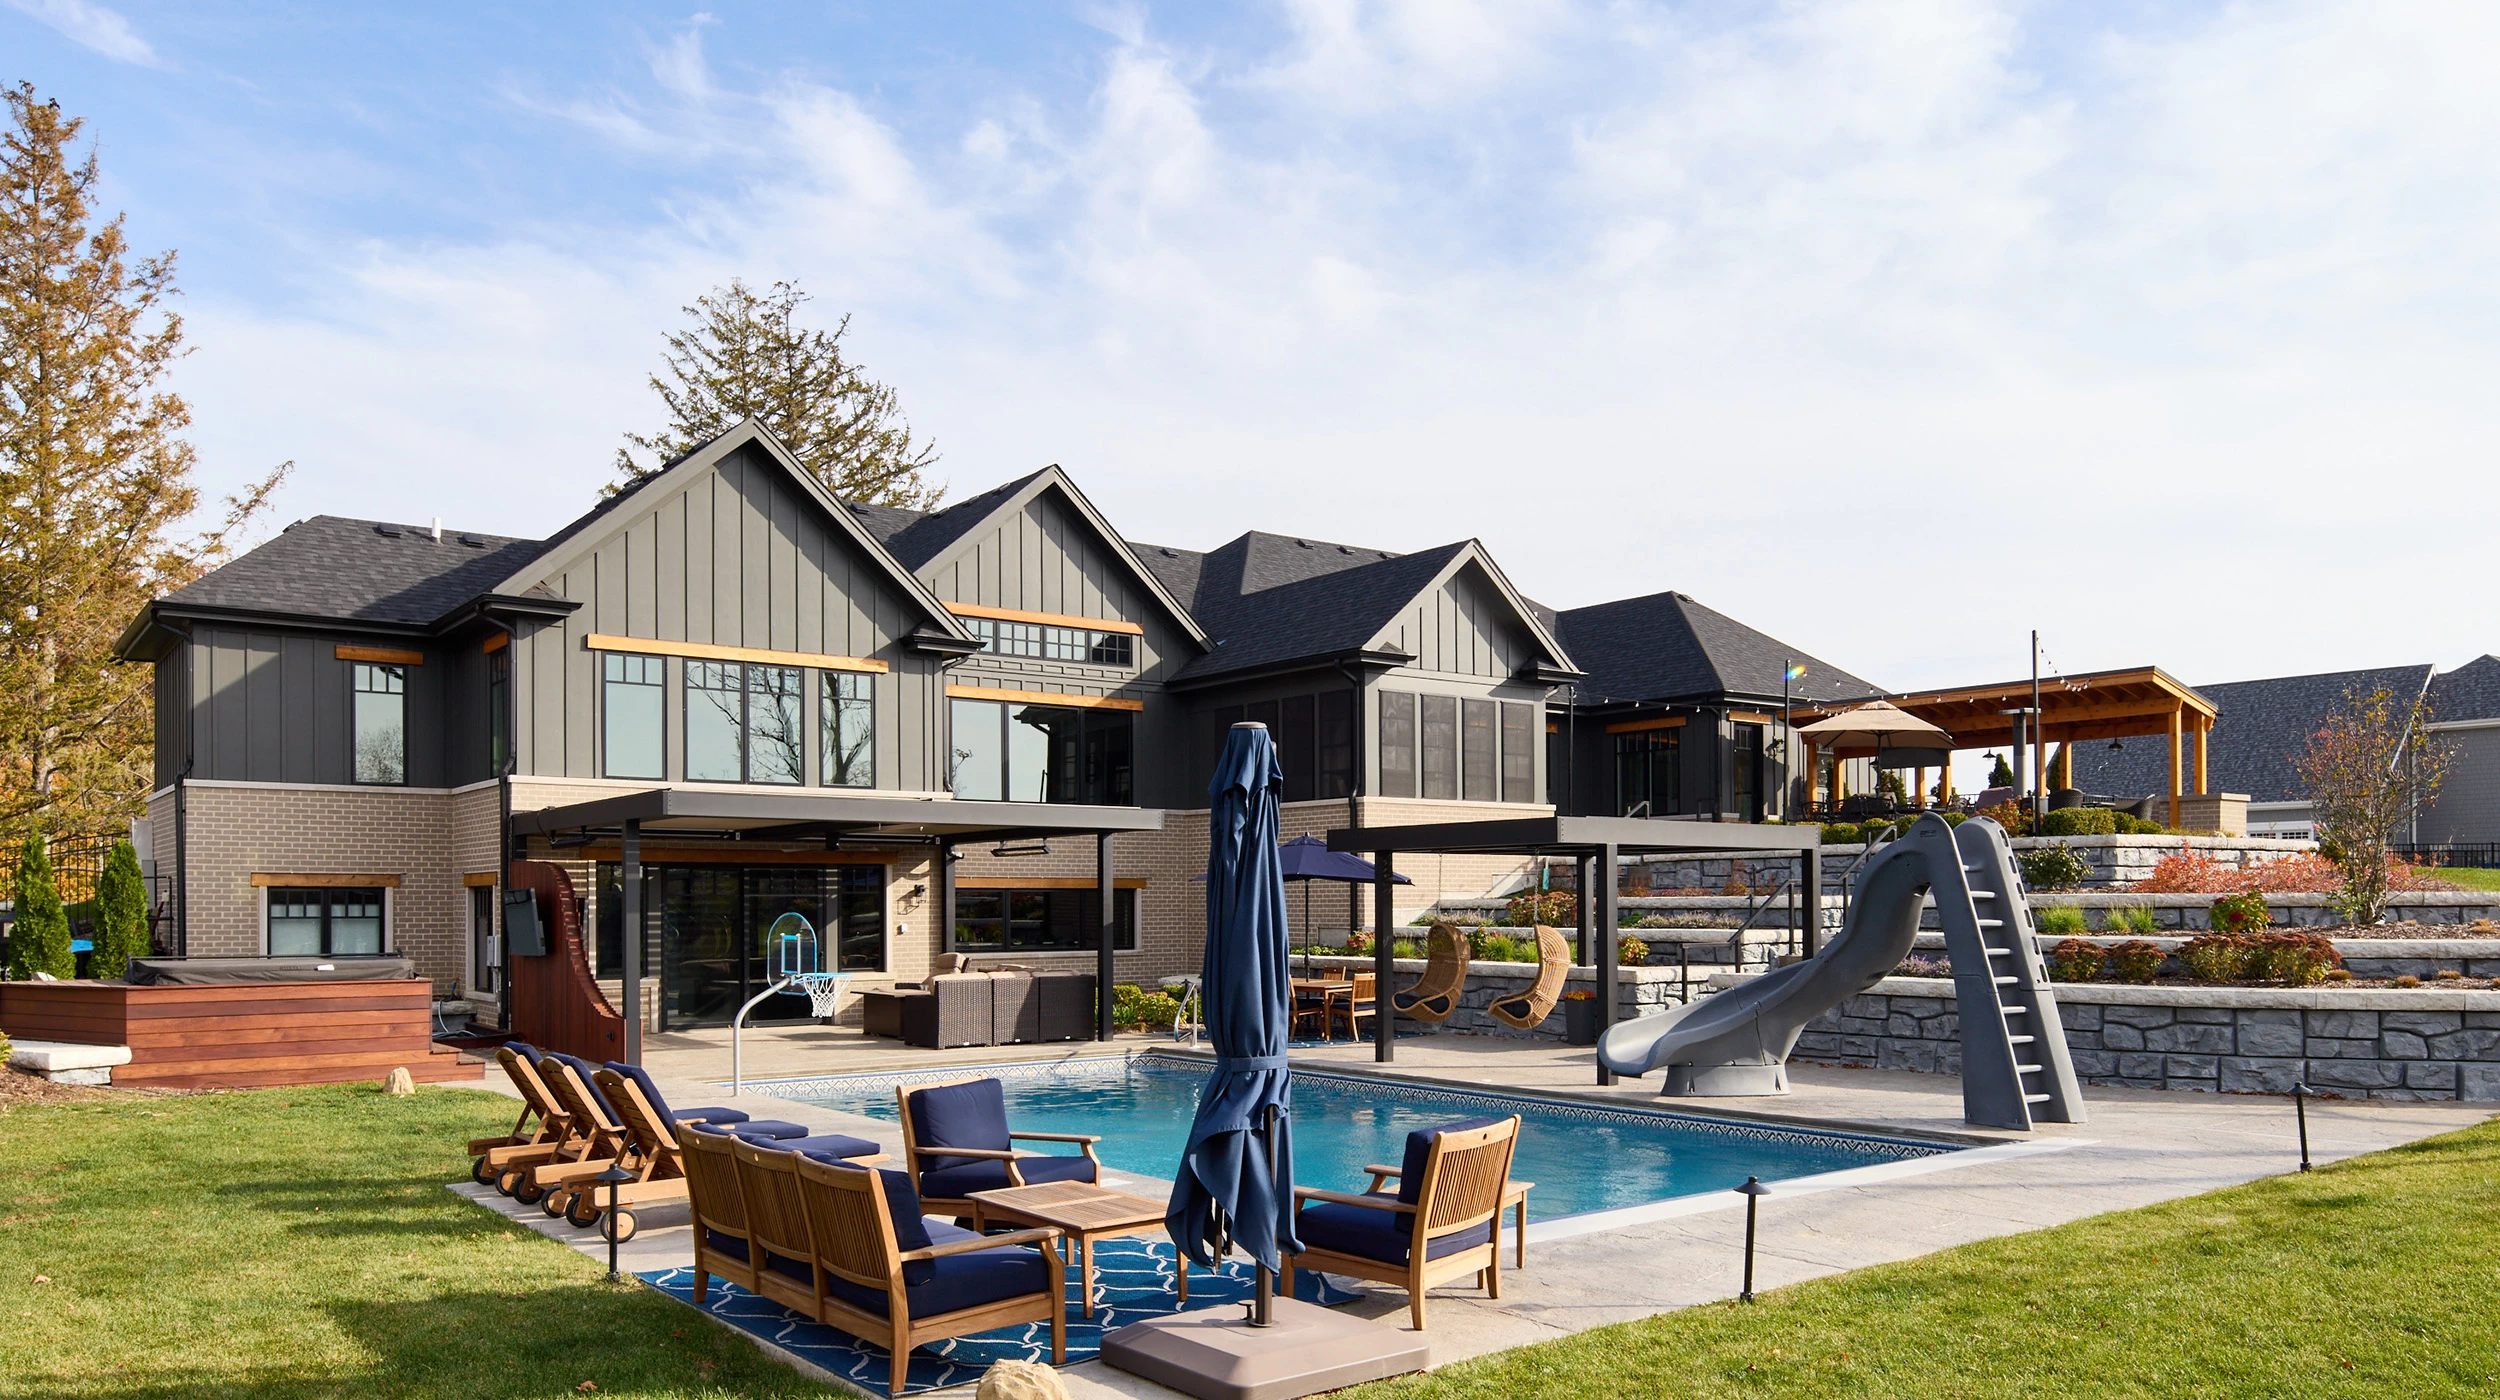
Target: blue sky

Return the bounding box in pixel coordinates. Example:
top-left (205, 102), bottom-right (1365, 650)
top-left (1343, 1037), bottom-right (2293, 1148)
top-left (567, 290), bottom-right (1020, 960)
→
top-left (12, 0), bottom-right (2500, 731)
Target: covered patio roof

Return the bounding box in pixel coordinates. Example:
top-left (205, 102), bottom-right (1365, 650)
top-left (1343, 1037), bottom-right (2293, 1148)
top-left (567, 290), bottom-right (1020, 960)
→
top-left (510, 788), bottom-right (1166, 843)
top-left (1787, 666), bottom-right (2218, 749)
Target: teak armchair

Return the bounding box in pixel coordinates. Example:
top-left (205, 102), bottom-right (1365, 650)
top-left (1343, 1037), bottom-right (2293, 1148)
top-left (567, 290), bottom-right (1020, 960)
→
top-left (1283, 1115), bottom-right (1520, 1330)
top-left (896, 1076), bottom-right (1102, 1219)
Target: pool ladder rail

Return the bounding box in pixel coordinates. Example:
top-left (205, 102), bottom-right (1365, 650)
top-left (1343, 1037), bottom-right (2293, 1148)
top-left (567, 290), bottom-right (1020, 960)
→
top-left (1935, 819), bottom-right (2088, 1130)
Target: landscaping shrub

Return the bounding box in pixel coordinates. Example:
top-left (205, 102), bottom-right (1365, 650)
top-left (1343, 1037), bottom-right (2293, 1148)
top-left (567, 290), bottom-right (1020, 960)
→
top-left (1475, 934), bottom-right (1538, 963)
top-left (2176, 933), bottom-right (2254, 981)
top-left (1112, 982), bottom-right (1148, 1022)
top-left (1821, 822), bottom-right (1862, 845)
top-left (1898, 953), bottom-right (1952, 977)
top-left (1504, 887), bottom-right (1576, 928)
top-left (2132, 849), bottom-right (2452, 897)
top-left (2019, 846), bottom-right (2091, 891)
top-left (1392, 938), bottom-right (1423, 959)
top-left (2033, 905), bottom-right (2089, 935)
top-left (2047, 939), bottom-right (2106, 982)
top-left (94, 839), bottom-right (150, 978)
top-left (2246, 931), bottom-right (2340, 985)
top-left (2106, 939), bottom-right (2165, 983)
top-left (2115, 812), bottom-right (2165, 835)
top-left (2041, 808), bottom-right (2118, 838)
top-left (1618, 934), bottom-right (1649, 966)
top-left (5, 831), bottom-right (72, 981)
top-left (1977, 800), bottom-right (2029, 836)
top-left (1130, 991), bottom-right (1182, 1030)
top-left (1344, 929), bottom-right (1371, 954)
top-left (2395, 974), bottom-right (2422, 988)
top-left (2101, 902), bottom-right (2159, 934)
top-left (2211, 890), bottom-right (2272, 935)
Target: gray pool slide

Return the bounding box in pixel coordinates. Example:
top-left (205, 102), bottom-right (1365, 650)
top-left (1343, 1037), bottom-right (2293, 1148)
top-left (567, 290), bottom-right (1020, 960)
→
top-left (1596, 812), bottom-right (2086, 1130)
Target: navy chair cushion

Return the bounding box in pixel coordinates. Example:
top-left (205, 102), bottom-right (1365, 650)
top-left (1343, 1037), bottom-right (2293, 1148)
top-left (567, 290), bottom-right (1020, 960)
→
top-left (602, 1060), bottom-right (750, 1126)
top-left (546, 1052), bottom-right (622, 1123)
top-left (824, 1234), bottom-right (1050, 1319)
top-left (702, 1229), bottom-right (750, 1263)
top-left (917, 1151), bottom-right (1098, 1201)
top-left (779, 1134), bottom-right (883, 1161)
top-left (1297, 1195), bottom-right (1492, 1266)
top-left (724, 1119), bottom-right (809, 1141)
top-left (906, 1079), bottom-right (1013, 1175)
top-left (1391, 1116), bottom-right (1507, 1236)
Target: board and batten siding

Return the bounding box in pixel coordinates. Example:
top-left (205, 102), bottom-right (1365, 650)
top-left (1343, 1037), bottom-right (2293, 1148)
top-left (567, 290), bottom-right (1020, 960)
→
top-left (509, 443), bottom-right (949, 792)
top-left (1375, 561), bottom-right (1539, 680)
top-left (180, 626), bottom-right (445, 787)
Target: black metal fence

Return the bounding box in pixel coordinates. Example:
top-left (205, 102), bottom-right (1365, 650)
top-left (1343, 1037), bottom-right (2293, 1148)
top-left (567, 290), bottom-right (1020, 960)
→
top-left (2395, 844), bottom-right (2500, 870)
top-left (0, 833), bottom-right (129, 905)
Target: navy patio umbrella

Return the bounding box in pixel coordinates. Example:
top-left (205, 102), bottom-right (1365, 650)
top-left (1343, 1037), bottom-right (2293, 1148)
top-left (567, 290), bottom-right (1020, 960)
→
top-left (1193, 834), bottom-right (1413, 976)
top-left (1165, 721), bottom-right (1301, 1323)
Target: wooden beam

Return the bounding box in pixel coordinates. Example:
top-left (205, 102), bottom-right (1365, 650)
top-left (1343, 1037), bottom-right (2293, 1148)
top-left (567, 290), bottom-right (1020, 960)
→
top-left (2167, 706), bottom-right (2184, 829)
top-left (946, 602), bottom-right (1144, 637)
top-left (576, 847), bottom-right (897, 866)
top-left (481, 633), bottom-right (509, 654)
top-left (1602, 716), bottom-right (1687, 735)
top-left (945, 685), bottom-right (1145, 712)
top-left (461, 871), bottom-right (499, 888)
top-left (583, 633), bottom-right (888, 674)
top-left (955, 877), bottom-right (1149, 890)
top-left (1728, 710), bottom-right (1777, 725)
top-left (2194, 714), bottom-right (2209, 795)
top-left (251, 873), bottom-right (404, 888)
top-left (335, 646), bottom-right (423, 666)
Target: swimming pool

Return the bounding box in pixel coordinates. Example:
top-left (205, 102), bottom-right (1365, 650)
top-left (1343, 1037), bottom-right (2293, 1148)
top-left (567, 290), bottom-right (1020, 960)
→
top-left (744, 1054), bottom-right (1953, 1222)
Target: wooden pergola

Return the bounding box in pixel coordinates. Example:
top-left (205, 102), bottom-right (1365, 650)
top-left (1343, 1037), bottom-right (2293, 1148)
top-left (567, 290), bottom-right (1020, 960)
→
top-left (1786, 666), bottom-right (2221, 827)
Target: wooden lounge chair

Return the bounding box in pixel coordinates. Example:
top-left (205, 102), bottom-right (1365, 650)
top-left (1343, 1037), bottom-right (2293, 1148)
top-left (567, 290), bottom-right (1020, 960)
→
top-left (466, 1042), bottom-right (576, 1193)
top-left (527, 1053), bottom-right (635, 1213)
top-left (1390, 923), bottom-right (1471, 1023)
top-left (1486, 926), bottom-right (1571, 1030)
top-left (1282, 1115), bottom-right (1520, 1330)
top-left (787, 1150), bottom-right (1065, 1396)
top-left (587, 1065), bottom-right (879, 1243)
top-left (897, 1076), bottom-right (1102, 1220)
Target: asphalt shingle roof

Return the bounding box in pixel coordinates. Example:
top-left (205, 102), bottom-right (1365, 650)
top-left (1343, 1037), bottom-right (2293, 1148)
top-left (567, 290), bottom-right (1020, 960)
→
top-left (1174, 540), bottom-right (1471, 681)
top-left (857, 469), bottom-right (1053, 570)
top-left (1555, 590), bottom-right (1880, 706)
top-left (161, 516), bottom-right (548, 628)
top-left (2430, 656), bottom-right (2500, 724)
top-left (2068, 664), bottom-right (2436, 804)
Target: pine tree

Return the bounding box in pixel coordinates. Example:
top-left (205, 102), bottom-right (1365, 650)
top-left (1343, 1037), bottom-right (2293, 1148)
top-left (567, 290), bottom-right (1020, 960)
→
top-left (6, 830), bottom-right (71, 978)
top-left (1989, 754), bottom-right (2016, 789)
top-left (614, 279), bottom-right (944, 508)
top-left (0, 86), bottom-right (286, 839)
top-left (93, 836), bottom-right (147, 978)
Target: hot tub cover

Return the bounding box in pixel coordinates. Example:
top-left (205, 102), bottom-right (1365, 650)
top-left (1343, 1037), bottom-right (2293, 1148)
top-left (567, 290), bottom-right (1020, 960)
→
top-left (124, 956), bottom-right (420, 985)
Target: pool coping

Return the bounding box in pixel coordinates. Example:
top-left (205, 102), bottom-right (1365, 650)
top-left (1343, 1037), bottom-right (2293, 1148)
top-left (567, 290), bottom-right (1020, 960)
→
top-left (727, 1046), bottom-right (2080, 1238)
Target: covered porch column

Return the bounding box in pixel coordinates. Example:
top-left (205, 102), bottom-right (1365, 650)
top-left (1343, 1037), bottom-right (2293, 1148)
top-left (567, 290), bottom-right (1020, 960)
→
top-left (621, 818), bottom-right (641, 1064)
top-left (2167, 705), bottom-right (2184, 829)
top-left (1096, 831), bottom-right (1117, 1042)
top-left (1372, 851), bottom-right (1397, 1064)
top-left (1594, 840), bottom-right (1619, 1087)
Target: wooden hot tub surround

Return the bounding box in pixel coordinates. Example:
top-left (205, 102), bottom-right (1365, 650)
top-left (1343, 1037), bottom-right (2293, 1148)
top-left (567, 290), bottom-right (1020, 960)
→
top-left (0, 978), bottom-right (484, 1089)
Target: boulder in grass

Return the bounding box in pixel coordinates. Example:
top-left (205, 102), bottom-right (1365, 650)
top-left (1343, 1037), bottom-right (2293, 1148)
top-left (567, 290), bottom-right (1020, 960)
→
top-left (384, 1067), bottom-right (416, 1096)
top-left (976, 1360), bottom-right (1067, 1400)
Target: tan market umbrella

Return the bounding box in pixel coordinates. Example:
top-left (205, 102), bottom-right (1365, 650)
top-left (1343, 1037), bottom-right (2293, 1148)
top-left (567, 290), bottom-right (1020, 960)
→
top-left (1795, 699), bottom-right (1954, 760)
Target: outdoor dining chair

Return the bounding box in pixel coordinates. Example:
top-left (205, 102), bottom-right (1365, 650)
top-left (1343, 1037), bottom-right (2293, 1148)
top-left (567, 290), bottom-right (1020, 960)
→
top-left (896, 1076), bottom-right (1103, 1220)
top-left (1282, 1115), bottom-right (1521, 1330)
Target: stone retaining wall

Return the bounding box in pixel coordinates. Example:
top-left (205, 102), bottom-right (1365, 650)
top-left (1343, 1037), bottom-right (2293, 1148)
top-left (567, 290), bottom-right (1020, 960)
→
top-left (1436, 890), bottom-right (2500, 939)
top-left (1791, 976), bottom-right (2500, 1102)
top-left (1604, 833), bottom-right (2316, 894)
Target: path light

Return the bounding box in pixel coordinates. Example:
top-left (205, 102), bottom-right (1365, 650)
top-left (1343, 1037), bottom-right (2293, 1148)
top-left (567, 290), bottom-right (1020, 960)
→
top-left (1736, 1176), bottom-right (1771, 1302)
top-left (2292, 1082), bottom-right (2314, 1172)
top-left (594, 1165), bottom-right (635, 1280)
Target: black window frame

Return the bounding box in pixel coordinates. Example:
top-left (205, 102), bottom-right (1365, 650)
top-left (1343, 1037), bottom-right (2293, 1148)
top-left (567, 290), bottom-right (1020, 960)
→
top-left (683, 659), bottom-right (805, 786)
top-left (1378, 691), bottom-right (1417, 798)
top-left (950, 886), bottom-right (1141, 953)
top-left (950, 697), bottom-right (1136, 805)
top-left (601, 652), bottom-right (667, 780)
top-left (487, 646), bottom-right (511, 775)
top-left (821, 669), bottom-right (876, 789)
top-left (1500, 702), bottom-right (1535, 803)
top-left (1461, 698), bottom-right (1497, 802)
top-left (266, 885), bottom-right (390, 957)
top-left (1615, 726), bottom-right (1683, 816)
top-left (1317, 690), bottom-right (1355, 799)
top-left (1419, 693), bottom-right (1459, 800)
top-left (350, 661), bottom-right (407, 786)
top-left (966, 617), bottom-right (1138, 670)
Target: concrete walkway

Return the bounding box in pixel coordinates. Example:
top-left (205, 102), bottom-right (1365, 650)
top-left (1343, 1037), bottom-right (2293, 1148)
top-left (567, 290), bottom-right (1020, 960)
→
top-left (454, 1023), bottom-right (2495, 1398)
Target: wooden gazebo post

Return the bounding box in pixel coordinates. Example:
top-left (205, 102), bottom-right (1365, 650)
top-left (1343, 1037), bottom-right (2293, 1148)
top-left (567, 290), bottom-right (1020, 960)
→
top-left (2166, 705), bottom-right (2184, 829)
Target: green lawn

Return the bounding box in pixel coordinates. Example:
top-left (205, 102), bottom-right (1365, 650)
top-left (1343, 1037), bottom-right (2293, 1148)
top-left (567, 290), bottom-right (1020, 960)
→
top-left (1348, 1115), bottom-right (2500, 1399)
top-left (2425, 866), bottom-right (2500, 893)
top-left (0, 1081), bottom-right (842, 1400)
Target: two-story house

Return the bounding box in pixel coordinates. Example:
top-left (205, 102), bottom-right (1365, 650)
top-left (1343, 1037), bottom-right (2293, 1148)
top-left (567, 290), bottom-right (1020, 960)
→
top-left (115, 420), bottom-right (1878, 1033)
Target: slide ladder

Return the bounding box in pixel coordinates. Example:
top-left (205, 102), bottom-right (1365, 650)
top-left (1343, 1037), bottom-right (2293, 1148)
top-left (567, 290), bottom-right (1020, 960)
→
top-left (1937, 820), bottom-right (2087, 1129)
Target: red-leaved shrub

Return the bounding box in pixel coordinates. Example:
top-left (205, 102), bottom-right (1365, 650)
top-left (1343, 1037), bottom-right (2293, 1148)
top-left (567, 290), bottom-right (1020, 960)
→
top-left (2130, 851), bottom-right (2452, 896)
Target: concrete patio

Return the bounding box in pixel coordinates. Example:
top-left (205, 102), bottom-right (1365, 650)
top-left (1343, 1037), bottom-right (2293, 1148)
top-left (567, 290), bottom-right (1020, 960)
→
top-left (453, 1021), bottom-right (2497, 1398)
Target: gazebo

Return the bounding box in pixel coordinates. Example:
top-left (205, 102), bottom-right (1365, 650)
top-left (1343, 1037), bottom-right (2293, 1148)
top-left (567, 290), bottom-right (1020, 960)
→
top-left (1788, 666), bottom-right (2221, 827)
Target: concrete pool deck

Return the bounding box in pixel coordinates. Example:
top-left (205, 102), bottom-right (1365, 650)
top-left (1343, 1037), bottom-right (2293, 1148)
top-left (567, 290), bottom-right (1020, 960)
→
top-left (455, 1023), bottom-right (2495, 1398)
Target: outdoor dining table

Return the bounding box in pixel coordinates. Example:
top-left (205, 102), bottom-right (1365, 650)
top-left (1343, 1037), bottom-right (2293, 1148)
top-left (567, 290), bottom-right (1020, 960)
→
top-left (1289, 977), bottom-right (1354, 1040)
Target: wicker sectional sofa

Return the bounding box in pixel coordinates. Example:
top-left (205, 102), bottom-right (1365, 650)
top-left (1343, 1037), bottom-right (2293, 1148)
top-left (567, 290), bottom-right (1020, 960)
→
top-left (860, 969), bottom-right (1099, 1049)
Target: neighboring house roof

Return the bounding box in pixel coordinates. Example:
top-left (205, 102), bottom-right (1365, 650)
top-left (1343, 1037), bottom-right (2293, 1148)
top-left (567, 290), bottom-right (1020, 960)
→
top-left (2430, 655), bottom-right (2500, 724)
top-left (2069, 664), bottom-right (2436, 804)
top-left (147, 516), bottom-right (549, 629)
top-left (1555, 590), bottom-right (1880, 707)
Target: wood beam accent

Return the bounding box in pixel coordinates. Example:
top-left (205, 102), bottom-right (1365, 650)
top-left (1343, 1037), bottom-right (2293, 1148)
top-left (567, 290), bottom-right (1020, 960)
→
top-left (583, 633), bottom-right (888, 674)
top-left (945, 685), bottom-right (1145, 712)
top-left (947, 602), bottom-right (1144, 637)
top-left (576, 847), bottom-right (897, 866)
top-left (481, 633), bottom-right (509, 654)
top-left (251, 873), bottom-right (404, 888)
top-left (1602, 716), bottom-right (1687, 735)
top-left (2167, 706), bottom-right (2184, 829)
top-left (956, 877), bottom-right (1149, 890)
top-left (1728, 710), bottom-right (1777, 725)
top-left (462, 871), bottom-right (499, 888)
top-left (2195, 714), bottom-right (2210, 795)
top-left (335, 646), bottom-right (423, 666)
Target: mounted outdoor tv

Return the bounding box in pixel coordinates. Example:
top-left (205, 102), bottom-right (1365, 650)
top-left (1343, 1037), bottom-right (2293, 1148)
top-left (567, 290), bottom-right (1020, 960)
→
top-left (502, 887), bottom-right (546, 957)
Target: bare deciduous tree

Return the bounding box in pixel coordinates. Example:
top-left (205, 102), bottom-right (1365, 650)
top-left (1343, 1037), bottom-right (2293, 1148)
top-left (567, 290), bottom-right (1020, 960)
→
top-left (2295, 685), bottom-right (2452, 925)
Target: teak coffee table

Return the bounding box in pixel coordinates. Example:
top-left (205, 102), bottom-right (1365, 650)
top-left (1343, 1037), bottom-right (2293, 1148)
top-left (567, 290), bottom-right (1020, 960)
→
top-left (967, 1180), bottom-right (1188, 1318)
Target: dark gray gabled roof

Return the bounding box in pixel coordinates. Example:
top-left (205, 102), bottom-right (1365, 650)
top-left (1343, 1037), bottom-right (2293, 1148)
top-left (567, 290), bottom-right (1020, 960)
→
top-left (2069, 663), bottom-right (2436, 804)
top-left (1555, 590), bottom-right (1879, 707)
top-left (1174, 541), bottom-right (1472, 681)
top-left (2430, 656), bottom-right (2500, 724)
top-left (155, 516), bottom-right (549, 629)
top-left (860, 469), bottom-right (1051, 570)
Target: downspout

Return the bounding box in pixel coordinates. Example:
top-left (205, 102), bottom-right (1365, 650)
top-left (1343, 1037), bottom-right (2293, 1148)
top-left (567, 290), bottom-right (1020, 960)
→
top-left (495, 615), bottom-right (518, 1031)
top-left (173, 619), bottom-right (196, 958)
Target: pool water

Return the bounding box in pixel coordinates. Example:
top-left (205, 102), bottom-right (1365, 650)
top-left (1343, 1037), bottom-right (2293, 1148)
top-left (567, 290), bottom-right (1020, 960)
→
top-left (748, 1055), bottom-right (1950, 1221)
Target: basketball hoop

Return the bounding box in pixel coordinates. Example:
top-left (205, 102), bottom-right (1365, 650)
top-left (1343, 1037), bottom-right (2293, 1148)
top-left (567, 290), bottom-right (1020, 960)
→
top-left (794, 970), bottom-right (848, 1020)
top-left (732, 912), bottom-right (847, 1092)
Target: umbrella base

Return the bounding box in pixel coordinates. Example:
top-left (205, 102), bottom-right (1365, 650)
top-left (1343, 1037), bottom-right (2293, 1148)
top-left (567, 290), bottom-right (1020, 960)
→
top-left (1101, 1295), bottom-right (1428, 1400)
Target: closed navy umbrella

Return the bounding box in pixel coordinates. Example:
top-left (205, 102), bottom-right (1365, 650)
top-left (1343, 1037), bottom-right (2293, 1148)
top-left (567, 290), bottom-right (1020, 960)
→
top-left (1166, 722), bottom-right (1300, 1321)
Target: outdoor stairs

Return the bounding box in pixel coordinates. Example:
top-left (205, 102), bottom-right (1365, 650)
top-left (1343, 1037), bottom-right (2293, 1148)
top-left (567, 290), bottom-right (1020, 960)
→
top-left (1935, 819), bottom-right (2088, 1130)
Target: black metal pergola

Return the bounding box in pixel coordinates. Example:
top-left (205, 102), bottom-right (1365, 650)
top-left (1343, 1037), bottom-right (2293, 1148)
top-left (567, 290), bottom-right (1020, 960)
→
top-left (509, 788), bottom-right (1166, 1061)
top-left (1327, 816), bottom-right (1823, 1086)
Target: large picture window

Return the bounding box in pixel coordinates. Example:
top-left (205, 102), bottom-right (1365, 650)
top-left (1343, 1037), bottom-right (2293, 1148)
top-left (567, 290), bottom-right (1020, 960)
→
top-left (822, 671), bottom-right (875, 787)
top-left (1616, 728), bottom-right (1682, 816)
top-left (1461, 699), bottom-right (1497, 802)
top-left (966, 617), bottom-right (1137, 668)
top-left (1420, 694), bottom-right (1459, 800)
top-left (487, 647), bottom-right (512, 775)
top-left (596, 861), bottom-right (886, 1030)
top-left (268, 886), bottom-right (387, 956)
top-left (685, 661), bottom-right (804, 785)
top-left (352, 663), bottom-right (406, 785)
top-left (1378, 691), bottom-right (1417, 798)
top-left (952, 886), bottom-right (1140, 953)
top-left (602, 653), bottom-right (665, 779)
top-left (1501, 702), bottom-right (1535, 803)
top-left (951, 698), bottom-right (1134, 804)
top-left (1317, 690), bottom-right (1355, 799)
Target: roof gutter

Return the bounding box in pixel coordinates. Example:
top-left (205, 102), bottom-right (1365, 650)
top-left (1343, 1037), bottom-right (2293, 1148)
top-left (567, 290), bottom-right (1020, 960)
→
top-left (1164, 646), bottom-right (1416, 694)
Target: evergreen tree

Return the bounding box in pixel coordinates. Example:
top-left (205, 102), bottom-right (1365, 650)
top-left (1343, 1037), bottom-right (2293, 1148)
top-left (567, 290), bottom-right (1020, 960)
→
top-left (0, 86), bottom-right (286, 839)
top-left (1989, 754), bottom-right (2016, 789)
top-left (6, 830), bottom-right (71, 978)
top-left (93, 837), bottom-right (147, 978)
top-left (613, 279), bottom-right (944, 508)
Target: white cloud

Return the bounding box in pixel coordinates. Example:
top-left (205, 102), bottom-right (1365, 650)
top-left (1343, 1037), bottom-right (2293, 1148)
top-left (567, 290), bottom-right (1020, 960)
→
top-left (5, 0), bottom-right (161, 66)
top-left (173, 0), bottom-right (2500, 694)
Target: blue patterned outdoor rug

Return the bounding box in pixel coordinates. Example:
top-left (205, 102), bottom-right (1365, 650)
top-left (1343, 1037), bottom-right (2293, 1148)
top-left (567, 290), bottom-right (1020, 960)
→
top-left (642, 1237), bottom-right (1360, 1395)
